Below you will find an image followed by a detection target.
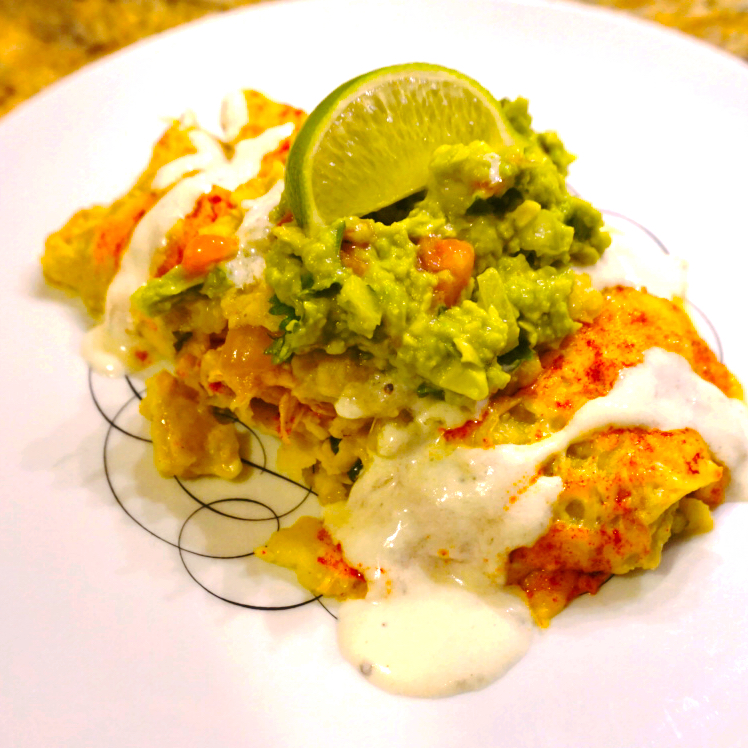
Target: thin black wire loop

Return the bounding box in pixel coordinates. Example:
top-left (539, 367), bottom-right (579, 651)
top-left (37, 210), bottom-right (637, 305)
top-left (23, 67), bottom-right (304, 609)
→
top-left (95, 369), bottom-right (325, 615)
top-left (89, 368), bottom-right (151, 442)
top-left (176, 498), bottom-right (322, 611)
top-left (601, 209), bottom-right (671, 255)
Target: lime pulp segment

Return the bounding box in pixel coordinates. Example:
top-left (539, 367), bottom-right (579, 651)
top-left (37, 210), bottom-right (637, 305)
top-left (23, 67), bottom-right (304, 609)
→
top-left (284, 63), bottom-right (517, 228)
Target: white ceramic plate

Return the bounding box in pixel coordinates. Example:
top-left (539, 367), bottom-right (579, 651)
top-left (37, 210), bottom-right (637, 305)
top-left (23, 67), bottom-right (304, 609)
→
top-left (2, 1), bottom-right (748, 745)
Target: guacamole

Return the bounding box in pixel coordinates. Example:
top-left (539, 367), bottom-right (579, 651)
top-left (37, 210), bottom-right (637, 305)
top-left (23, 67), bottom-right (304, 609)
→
top-left (264, 99), bottom-right (609, 401)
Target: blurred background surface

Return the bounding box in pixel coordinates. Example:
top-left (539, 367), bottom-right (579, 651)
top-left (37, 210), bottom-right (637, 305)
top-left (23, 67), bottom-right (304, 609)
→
top-left (1, 0), bottom-right (746, 117)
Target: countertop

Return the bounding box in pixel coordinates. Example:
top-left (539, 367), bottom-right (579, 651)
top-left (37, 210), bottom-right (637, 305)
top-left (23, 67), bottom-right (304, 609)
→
top-left (1, 0), bottom-right (746, 117)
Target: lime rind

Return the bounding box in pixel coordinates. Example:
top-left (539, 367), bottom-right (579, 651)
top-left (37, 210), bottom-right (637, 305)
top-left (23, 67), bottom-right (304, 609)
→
top-left (285, 63), bottom-right (519, 229)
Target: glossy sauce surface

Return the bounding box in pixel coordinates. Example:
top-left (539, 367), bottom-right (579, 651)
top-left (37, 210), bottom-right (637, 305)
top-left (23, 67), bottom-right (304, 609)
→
top-left (334, 348), bottom-right (748, 697)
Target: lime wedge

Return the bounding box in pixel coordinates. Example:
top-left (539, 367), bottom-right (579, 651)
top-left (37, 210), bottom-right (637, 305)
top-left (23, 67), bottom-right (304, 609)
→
top-left (284, 63), bottom-right (518, 229)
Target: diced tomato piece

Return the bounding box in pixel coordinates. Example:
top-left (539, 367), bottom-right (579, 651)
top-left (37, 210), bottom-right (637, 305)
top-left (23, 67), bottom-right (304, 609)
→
top-left (181, 234), bottom-right (237, 276)
top-left (418, 237), bottom-right (475, 307)
top-left (340, 242), bottom-right (369, 276)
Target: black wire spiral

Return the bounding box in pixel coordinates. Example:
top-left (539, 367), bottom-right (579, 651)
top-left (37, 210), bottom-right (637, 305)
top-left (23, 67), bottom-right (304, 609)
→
top-left (90, 369), bottom-right (337, 619)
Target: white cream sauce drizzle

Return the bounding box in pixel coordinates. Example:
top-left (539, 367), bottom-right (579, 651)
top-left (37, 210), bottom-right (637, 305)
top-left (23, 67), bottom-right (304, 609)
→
top-left (223, 179), bottom-right (286, 289)
top-left (235, 178), bottom-right (285, 246)
top-left (577, 215), bottom-right (688, 299)
top-left (83, 121), bottom-right (294, 375)
top-left (151, 129), bottom-right (226, 191)
top-left (220, 91), bottom-right (250, 143)
top-left (334, 347), bottom-right (748, 697)
top-left (334, 377), bottom-right (487, 427)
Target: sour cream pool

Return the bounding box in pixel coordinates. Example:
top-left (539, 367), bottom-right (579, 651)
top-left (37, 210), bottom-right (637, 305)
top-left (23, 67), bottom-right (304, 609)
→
top-left (337, 570), bottom-right (534, 697)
